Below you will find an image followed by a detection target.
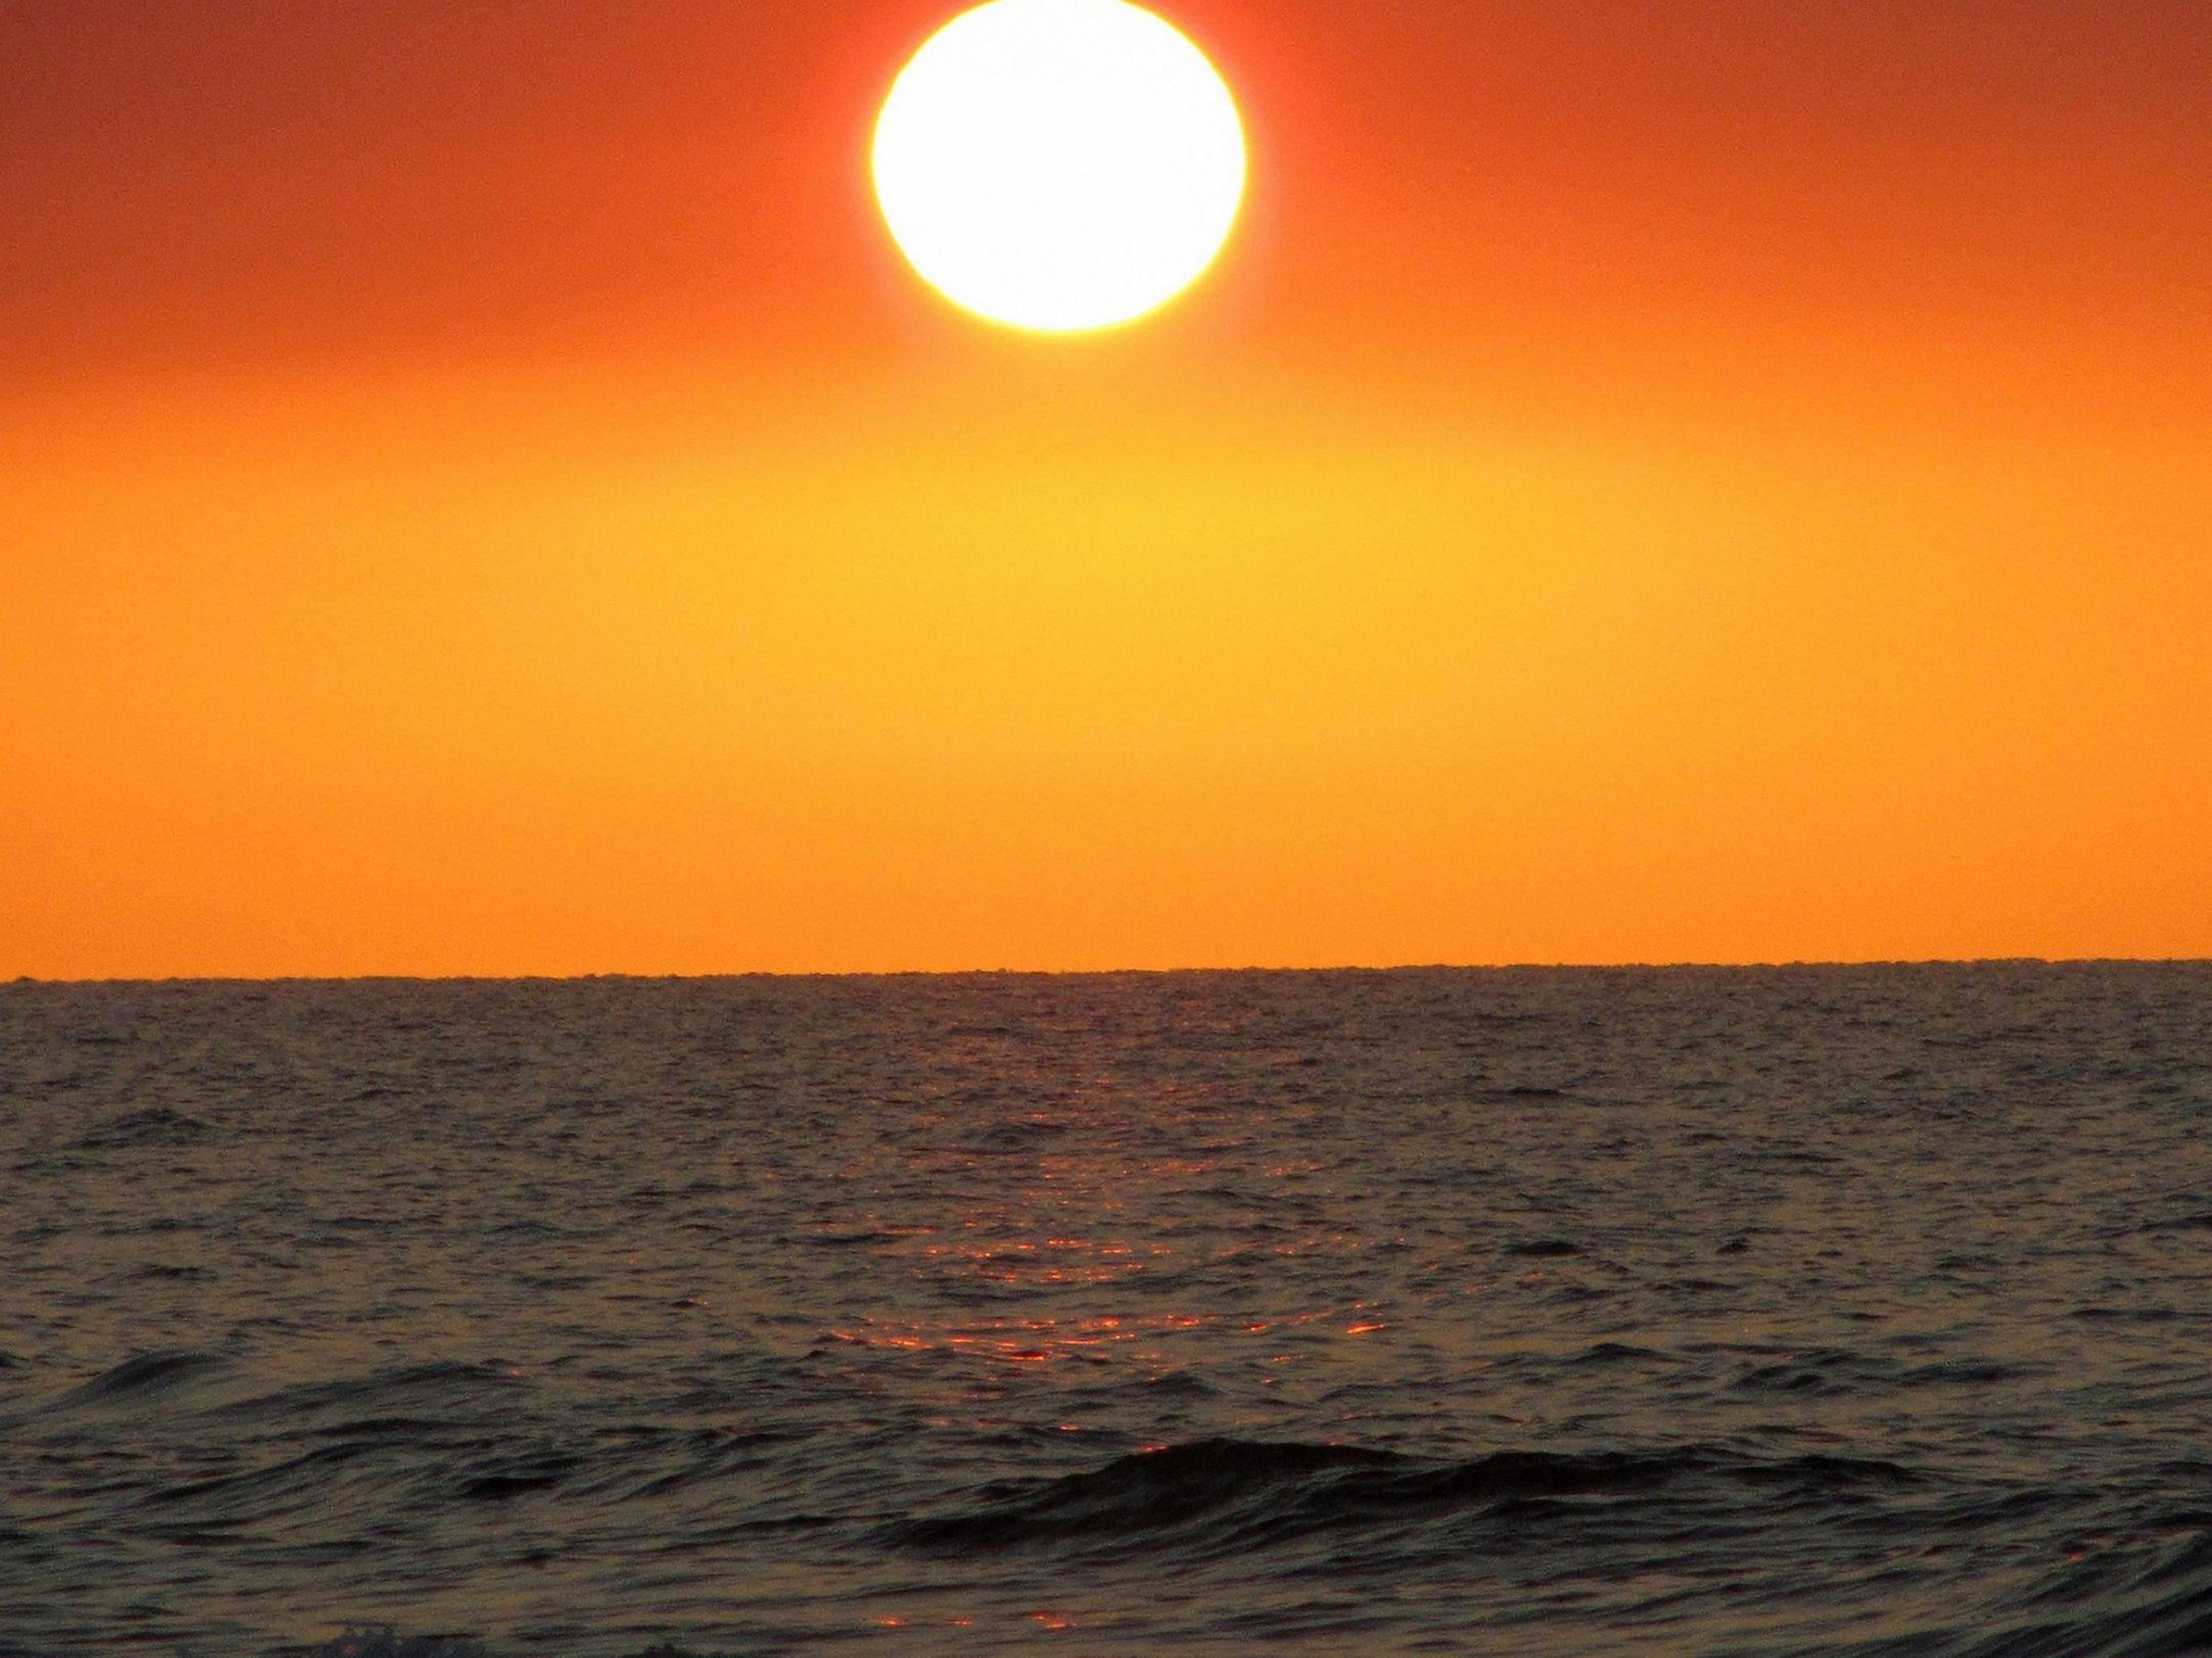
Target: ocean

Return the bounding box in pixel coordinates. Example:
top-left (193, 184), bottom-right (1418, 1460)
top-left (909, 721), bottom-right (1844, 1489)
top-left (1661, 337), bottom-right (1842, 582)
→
top-left (2, 964), bottom-right (2210, 1656)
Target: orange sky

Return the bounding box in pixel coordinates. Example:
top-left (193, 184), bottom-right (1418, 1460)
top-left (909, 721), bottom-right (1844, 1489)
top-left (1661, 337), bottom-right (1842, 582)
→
top-left (4, 0), bottom-right (2207, 976)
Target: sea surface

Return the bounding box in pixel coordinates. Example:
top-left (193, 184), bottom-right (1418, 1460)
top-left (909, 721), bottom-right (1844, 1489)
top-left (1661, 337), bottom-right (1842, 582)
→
top-left (3, 965), bottom-right (2211, 1657)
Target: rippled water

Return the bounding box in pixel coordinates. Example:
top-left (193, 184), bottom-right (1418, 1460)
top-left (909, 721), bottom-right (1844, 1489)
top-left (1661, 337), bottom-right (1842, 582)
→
top-left (3, 965), bottom-right (2211, 1656)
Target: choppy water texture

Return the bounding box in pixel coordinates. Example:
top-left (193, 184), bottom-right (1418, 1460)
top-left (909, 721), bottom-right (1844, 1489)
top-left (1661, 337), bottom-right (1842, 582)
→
top-left (5, 966), bottom-right (2212, 1657)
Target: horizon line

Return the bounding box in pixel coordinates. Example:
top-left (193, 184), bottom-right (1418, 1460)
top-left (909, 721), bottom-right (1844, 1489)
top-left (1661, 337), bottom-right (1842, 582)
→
top-left (8, 955), bottom-right (2210, 988)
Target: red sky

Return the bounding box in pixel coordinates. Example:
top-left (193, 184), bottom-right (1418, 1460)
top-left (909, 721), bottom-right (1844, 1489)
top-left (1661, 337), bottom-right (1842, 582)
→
top-left (3, 0), bottom-right (2207, 975)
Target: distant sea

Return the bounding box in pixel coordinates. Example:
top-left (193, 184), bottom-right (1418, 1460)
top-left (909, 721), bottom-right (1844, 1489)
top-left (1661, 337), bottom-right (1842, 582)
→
top-left (4, 965), bottom-right (2210, 1656)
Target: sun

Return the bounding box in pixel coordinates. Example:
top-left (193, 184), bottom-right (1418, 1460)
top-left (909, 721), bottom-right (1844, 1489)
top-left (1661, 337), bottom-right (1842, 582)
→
top-left (872, 0), bottom-right (1247, 334)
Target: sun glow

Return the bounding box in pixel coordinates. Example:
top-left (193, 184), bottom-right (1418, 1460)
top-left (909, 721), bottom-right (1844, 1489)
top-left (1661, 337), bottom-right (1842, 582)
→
top-left (872, 0), bottom-right (1247, 333)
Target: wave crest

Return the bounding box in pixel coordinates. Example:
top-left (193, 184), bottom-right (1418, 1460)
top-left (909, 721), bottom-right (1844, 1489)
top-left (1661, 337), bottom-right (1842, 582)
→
top-left (883, 1436), bottom-right (1921, 1557)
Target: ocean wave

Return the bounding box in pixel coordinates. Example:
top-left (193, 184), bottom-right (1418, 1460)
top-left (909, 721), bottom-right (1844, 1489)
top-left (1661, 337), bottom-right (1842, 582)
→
top-left (1941, 1528), bottom-right (2212, 1658)
top-left (880, 1436), bottom-right (1921, 1557)
top-left (71, 1105), bottom-right (213, 1149)
top-left (49, 1347), bottom-right (231, 1407)
top-left (213, 1360), bottom-right (527, 1427)
top-left (283, 1489), bottom-right (2212, 1658)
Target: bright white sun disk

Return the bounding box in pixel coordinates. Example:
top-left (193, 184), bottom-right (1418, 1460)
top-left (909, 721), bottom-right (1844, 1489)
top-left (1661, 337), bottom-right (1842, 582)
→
top-left (873, 0), bottom-right (1247, 332)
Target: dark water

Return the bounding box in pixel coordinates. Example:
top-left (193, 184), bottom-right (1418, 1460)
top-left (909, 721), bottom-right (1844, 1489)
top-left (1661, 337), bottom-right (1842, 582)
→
top-left (3, 965), bottom-right (2211, 1657)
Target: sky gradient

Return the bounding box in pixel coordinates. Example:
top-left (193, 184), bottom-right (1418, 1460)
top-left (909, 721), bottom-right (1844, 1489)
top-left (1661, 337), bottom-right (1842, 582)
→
top-left (4, 0), bottom-right (2207, 976)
